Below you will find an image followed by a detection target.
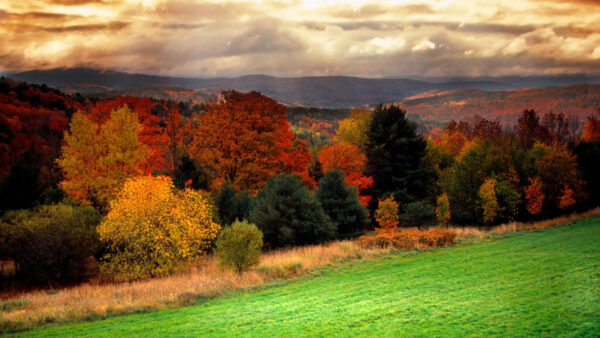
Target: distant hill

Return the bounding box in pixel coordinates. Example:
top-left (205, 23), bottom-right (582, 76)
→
top-left (8, 68), bottom-right (510, 108)
top-left (399, 84), bottom-right (600, 123)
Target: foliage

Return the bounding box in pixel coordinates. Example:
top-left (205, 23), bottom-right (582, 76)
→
top-left (250, 174), bottom-right (334, 248)
top-left (317, 141), bottom-right (373, 206)
top-left (0, 204), bottom-right (100, 284)
top-left (216, 220), bottom-right (263, 274)
top-left (57, 107), bottom-right (150, 211)
top-left (573, 140), bottom-right (600, 207)
top-left (315, 170), bottom-right (367, 238)
top-left (374, 196), bottom-right (399, 232)
top-left (358, 228), bottom-right (456, 249)
top-left (525, 178), bottom-right (544, 215)
top-left (172, 155), bottom-right (211, 190)
top-left (98, 176), bottom-right (220, 279)
top-left (436, 193), bottom-right (451, 227)
top-left (533, 146), bottom-right (580, 214)
top-left (189, 91), bottom-right (312, 192)
top-left (365, 104), bottom-right (436, 206)
top-left (214, 181), bottom-right (253, 226)
top-left (559, 185), bottom-right (576, 210)
top-left (581, 111), bottom-right (600, 142)
top-left (400, 201), bottom-right (436, 229)
top-left (479, 178), bottom-right (498, 224)
top-left (334, 108), bottom-right (372, 149)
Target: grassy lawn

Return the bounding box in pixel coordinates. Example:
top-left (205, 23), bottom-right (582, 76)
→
top-left (22, 217), bottom-right (600, 337)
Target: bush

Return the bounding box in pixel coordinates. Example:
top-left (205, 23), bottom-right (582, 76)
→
top-left (216, 220), bottom-right (263, 274)
top-left (316, 170), bottom-right (367, 238)
top-left (358, 229), bottom-right (456, 250)
top-left (250, 174), bottom-right (335, 248)
top-left (0, 204), bottom-right (101, 284)
top-left (98, 176), bottom-right (221, 279)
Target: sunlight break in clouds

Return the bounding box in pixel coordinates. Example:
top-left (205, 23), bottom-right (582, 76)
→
top-left (0, 0), bottom-right (599, 77)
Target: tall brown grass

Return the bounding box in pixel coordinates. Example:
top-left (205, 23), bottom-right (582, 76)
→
top-left (0, 241), bottom-right (389, 332)
top-left (1, 207), bottom-right (598, 333)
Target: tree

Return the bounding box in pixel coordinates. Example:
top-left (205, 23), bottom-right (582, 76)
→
top-left (573, 140), bottom-right (600, 207)
top-left (98, 176), bottom-right (220, 279)
top-left (516, 109), bottom-right (542, 148)
top-left (400, 201), bottom-right (436, 229)
top-left (559, 185), bottom-right (575, 210)
top-left (318, 141), bottom-right (373, 206)
top-left (57, 107), bottom-right (150, 211)
top-left (0, 161), bottom-right (41, 212)
top-left (436, 193), bottom-right (451, 227)
top-left (365, 104), bottom-right (435, 207)
top-left (214, 181), bottom-right (253, 226)
top-left (334, 108), bottom-right (372, 149)
top-left (216, 220), bottom-right (263, 274)
top-left (534, 146), bottom-right (580, 214)
top-left (581, 110), bottom-right (600, 141)
top-left (374, 196), bottom-right (399, 232)
top-left (316, 170), bottom-right (367, 238)
top-left (479, 178), bottom-right (498, 224)
top-left (249, 174), bottom-right (334, 248)
top-left (0, 204), bottom-right (100, 284)
top-left (525, 178), bottom-right (544, 215)
top-left (189, 91), bottom-right (311, 192)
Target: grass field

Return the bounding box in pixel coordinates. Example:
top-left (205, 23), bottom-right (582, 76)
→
top-left (19, 216), bottom-right (600, 336)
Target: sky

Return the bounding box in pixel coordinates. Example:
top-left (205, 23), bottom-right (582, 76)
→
top-left (1, 0), bottom-right (600, 78)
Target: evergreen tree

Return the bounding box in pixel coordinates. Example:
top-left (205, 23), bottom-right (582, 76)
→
top-left (316, 170), bottom-right (367, 238)
top-left (250, 174), bottom-right (334, 248)
top-left (214, 181), bottom-right (253, 226)
top-left (365, 104), bottom-right (435, 206)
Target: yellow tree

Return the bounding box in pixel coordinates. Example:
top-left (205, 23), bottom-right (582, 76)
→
top-left (58, 106), bottom-right (150, 211)
top-left (436, 193), bottom-right (451, 227)
top-left (479, 178), bottom-right (498, 224)
top-left (374, 196), bottom-right (399, 232)
top-left (98, 175), bottom-right (220, 279)
top-left (334, 108), bottom-right (372, 149)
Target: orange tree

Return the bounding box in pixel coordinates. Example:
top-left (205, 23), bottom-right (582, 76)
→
top-left (98, 175), bottom-right (220, 279)
top-left (189, 91), bottom-right (311, 192)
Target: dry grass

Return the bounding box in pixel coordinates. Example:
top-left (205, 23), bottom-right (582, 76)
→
top-left (2, 207), bottom-right (599, 333)
top-left (450, 207), bottom-right (600, 240)
top-left (0, 241), bottom-right (389, 333)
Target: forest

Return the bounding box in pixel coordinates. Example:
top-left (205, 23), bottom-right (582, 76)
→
top-left (1, 75), bottom-right (600, 287)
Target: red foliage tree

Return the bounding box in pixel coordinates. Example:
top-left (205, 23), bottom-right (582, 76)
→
top-left (525, 177), bottom-right (544, 215)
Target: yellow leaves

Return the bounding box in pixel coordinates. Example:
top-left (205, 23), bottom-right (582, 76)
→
top-left (479, 178), bottom-right (498, 224)
top-left (98, 175), bottom-right (221, 279)
top-left (57, 106), bottom-right (150, 211)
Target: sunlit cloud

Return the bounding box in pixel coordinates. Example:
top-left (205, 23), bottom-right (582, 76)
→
top-left (0, 0), bottom-right (599, 77)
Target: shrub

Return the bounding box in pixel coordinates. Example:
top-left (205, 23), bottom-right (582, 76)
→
top-left (436, 193), bottom-right (451, 227)
top-left (358, 229), bottom-right (456, 250)
top-left (98, 176), bottom-right (220, 279)
top-left (250, 174), bottom-right (335, 248)
top-left (374, 196), bottom-right (399, 231)
top-left (0, 204), bottom-right (101, 284)
top-left (316, 170), bottom-right (367, 238)
top-left (216, 220), bottom-right (263, 274)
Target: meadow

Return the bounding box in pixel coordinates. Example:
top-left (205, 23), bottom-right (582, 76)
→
top-left (15, 214), bottom-right (600, 336)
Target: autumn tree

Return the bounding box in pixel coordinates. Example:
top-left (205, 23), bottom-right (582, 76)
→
top-left (436, 193), bottom-right (451, 227)
top-left (516, 109), bottom-right (542, 148)
top-left (334, 108), bottom-right (372, 149)
top-left (374, 196), bottom-right (399, 232)
top-left (581, 110), bottom-right (600, 141)
top-left (365, 104), bottom-right (436, 207)
top-left (190, 91), bottom-right (311, 192)
top-left (525, 178), bottom-right (544, 215)
top-left (98, 176), bottom-right (220, 279)
top-left (573, 140), bottom-right (600, 207)
top-left (318, 141), bottom-right (373, 206)
top-left (57, 107), bottom-right (150, 211)
top-left (533, 146), bottom-right (580, 214)
top-left (479, 178), bottom-right (498, 224)
top-left (559, 185), bottom-right (576, 210)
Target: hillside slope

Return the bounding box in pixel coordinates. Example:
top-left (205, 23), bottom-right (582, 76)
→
top-left (25, 217), bottom-right (600, 336)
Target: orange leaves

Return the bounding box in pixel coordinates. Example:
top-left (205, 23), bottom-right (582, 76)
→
top-left (559, 185), bottom-right (576, 210)
top-left (317, 141), bottom-right (373, 205)
top-left (525, 178), bottom-right (544, 215)
top-left (189, 91), bottom-right (311, 192)
top-left (374, 196), bottom-right (400, 232)
top-left (581, 111), bottom-right (600, 142)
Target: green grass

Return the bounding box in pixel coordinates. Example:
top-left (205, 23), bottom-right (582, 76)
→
top-left (22, 218), bottom-right (600, 337)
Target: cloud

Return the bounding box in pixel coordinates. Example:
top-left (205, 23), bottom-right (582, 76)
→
top-left (1, 0), bottom-right (599, 77)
